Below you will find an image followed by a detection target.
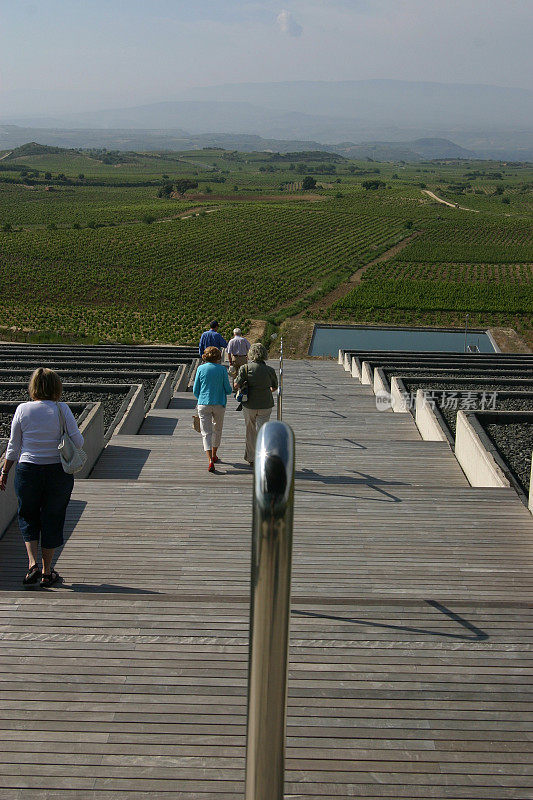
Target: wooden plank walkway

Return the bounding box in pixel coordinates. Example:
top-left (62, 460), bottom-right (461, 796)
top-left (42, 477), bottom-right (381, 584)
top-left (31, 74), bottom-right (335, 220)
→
top-left (1, 359), bottom-right (532, 798)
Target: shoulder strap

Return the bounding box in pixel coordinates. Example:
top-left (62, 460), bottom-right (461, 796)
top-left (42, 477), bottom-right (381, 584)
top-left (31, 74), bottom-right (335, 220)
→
top-left (55, 402), bottom-right (66, 436)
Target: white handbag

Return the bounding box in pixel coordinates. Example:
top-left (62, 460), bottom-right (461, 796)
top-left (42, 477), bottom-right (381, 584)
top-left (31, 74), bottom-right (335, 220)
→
top-left (56, 403), bottom-right (87, 474)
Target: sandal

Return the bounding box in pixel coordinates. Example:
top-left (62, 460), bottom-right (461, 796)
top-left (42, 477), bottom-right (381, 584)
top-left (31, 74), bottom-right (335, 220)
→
top-left (40, 569), bottom-right (61, 588)
top-left (22, 564), bottom-right (41, 589)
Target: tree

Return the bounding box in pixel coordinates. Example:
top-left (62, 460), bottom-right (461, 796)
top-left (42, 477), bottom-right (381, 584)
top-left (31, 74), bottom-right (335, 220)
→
top-left (302, 176), bottom-right (317, 190)
top-left (78, 173), bottom-right (85, 180)
top-left (2, 222), bottom-right (12, 232)
top-left (174, 179), bottom-right (198, 196)
top-left (44, 172), bottom-right (52, 180)
top-left (362, 180), bottom-right (386, 190)
top-left (158, 183), bottom-right (174, 199)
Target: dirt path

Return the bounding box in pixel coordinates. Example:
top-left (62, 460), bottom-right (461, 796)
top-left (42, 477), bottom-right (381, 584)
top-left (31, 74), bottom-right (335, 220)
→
top-left (187, 192), bottom-right (325, 203)
top-left (156, 207), bottom-right (218, 223)
top-left (423, 189), bottom-right (480, 213)
top-left (0, 151), bottom-right (12, 161)
top-left (300, 231), bottom-right (421, 317)
top-left (178, 158), bottom-right (215, 171)
top-left (247, 319), bottom-right (267, 343)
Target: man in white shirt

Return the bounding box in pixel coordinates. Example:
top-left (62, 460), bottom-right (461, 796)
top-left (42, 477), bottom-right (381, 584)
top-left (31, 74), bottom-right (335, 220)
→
top-left (227, 328), bottom-right (251, 376)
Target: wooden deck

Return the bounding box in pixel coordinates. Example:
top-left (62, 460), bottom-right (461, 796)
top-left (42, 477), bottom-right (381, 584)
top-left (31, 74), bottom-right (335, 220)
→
top-left (1, 359), bottom-right (532, 798)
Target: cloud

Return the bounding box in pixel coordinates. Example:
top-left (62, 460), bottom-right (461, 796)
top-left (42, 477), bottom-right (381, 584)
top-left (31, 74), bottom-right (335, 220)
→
top-left (276, 9), bottom-right (303, 37)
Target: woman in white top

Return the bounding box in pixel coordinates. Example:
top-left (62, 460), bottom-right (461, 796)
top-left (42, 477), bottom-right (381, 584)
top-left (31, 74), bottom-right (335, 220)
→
top-left (0, 368), bottom-right (83, 588)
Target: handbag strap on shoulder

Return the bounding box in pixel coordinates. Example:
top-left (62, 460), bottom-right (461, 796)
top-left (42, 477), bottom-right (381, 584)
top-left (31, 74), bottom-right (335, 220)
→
top-left (55, 402), bottom-right (66, 436)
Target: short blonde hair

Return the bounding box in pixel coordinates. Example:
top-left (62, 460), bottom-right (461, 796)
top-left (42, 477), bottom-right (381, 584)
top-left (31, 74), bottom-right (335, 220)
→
top-left (28, 368), bottom-right (63, 401)
top-left (202, 346), bottom-right (222, 363)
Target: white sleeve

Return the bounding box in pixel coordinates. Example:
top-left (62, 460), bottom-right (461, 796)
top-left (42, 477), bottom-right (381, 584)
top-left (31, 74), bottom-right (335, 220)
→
top-left (62, 403), bottom-right (84, 449)
top-left (5, 407), bottom-right (23, 461)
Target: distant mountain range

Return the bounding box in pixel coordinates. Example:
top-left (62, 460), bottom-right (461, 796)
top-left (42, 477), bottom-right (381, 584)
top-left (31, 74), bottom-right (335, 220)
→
top-left (2, 80), bottom-right (532, 160)
top-left (0, 127), bottom-right (479, 163)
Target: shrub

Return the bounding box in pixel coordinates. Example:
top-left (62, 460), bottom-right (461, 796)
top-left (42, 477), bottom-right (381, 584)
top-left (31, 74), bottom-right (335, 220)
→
top-left (362, 180), bottom-right (386, 190)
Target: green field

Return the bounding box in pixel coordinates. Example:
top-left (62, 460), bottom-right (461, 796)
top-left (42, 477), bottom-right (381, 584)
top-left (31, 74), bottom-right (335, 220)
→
top-left (1, 144), bottom-right (532, 347)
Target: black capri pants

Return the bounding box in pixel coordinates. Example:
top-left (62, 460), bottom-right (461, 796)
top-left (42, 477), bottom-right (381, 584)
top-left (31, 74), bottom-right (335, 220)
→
top-left (14, 463), bottom-right (74, 549)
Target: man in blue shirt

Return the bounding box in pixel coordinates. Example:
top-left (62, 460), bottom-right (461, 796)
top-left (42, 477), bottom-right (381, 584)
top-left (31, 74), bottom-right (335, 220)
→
top-left (199, 320), bottom-right (228, 356)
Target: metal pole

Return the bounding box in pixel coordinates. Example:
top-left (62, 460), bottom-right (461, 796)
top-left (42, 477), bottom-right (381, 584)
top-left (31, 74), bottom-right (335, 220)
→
top-left (245, 420), bottom-right (295, 800)
top-left (277, 336), bottom-right (283, 421)
top-left (464, 314), bottom-right (469, 353)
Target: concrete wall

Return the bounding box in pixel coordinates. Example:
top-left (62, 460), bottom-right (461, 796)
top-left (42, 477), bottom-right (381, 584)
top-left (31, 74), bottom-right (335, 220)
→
top-left (373, 368), bottom-right (392, 409)
top-left (338, 349), bottom-right (344, 365)
top-left (361, 361), bottom-right (374, 385)
top-left (147, 372), bottom-right (173, 411)
top-left (455, 411), bottom-right (510, 488)
top-left (415, 389), bottom-right (449, 442)
top-left (343, 352), bottom-right (351, 372)
top-left (0, 453), bottom-right (16, 540)
top-left (173, 364), bottom-right (189, 393)
top-left (187, 359), bottom-right (201, 390)
top-left (77, 402), bottom-right (105, 478)
top-left (390, 376), bottom-right (410, 413)
top-left (114, 384), bottom-right (145, 436)
top-left (351, 357), bottom-right (361, 381)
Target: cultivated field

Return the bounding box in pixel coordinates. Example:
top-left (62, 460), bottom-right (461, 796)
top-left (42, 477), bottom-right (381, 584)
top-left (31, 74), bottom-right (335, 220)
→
top-left (1, 145), bottom-right (532, 346)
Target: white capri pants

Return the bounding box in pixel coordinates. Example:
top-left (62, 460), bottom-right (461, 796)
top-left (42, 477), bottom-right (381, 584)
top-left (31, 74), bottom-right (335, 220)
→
top-left (243, 406), bottom-right (273, 463)
top-left (197, 404), bottom-right (226, 451)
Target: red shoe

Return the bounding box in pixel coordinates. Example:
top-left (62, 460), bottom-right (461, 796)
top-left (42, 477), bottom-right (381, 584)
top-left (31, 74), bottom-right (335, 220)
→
top-left (213, 455), bottom-right (219, 463)
top-left (208, 460), bottom-right (215, 473)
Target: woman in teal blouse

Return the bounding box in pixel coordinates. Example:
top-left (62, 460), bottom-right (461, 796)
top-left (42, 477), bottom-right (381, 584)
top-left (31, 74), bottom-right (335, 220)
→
top-left (193, 346), bottom-right (232, 472)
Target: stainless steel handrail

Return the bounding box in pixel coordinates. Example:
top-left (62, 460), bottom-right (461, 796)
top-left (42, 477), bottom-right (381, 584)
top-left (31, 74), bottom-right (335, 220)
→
top-left (277, 336), bottom-right (283, 421)
top-left (245, 420), bottom-right (295, 800)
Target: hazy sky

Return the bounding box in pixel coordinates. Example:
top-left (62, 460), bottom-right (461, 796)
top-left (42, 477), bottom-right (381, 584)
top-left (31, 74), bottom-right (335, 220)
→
top-left (1, 0), bottom-right (532, 116)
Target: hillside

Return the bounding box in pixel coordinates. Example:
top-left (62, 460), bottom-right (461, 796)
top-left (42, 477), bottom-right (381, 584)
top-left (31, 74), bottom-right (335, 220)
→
top-left (0, 130), bottom-right (484, 164)
top-left (0, 147), bottom-right (531, 348)
top-left (5, 142), bottom-right (77, 160)
top-left (337, 138), bottom-right (476, 162)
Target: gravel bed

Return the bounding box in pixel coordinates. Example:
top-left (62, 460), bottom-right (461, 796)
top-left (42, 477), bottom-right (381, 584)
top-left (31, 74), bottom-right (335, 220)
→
top-left (385, 367), bottom-right (533, 380)
top-left (1, 406), bottom-right (85, 439)
top-left (403, 379), bottom-right (533, 435)
top-left (0, 373), bottom-right (160, 404)
top-left (1, 414), bottom-right (17, 439)
top-left (484, 422), bottom-right (533, 495)
top-left (0, 388), bottom-right (129, 435)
